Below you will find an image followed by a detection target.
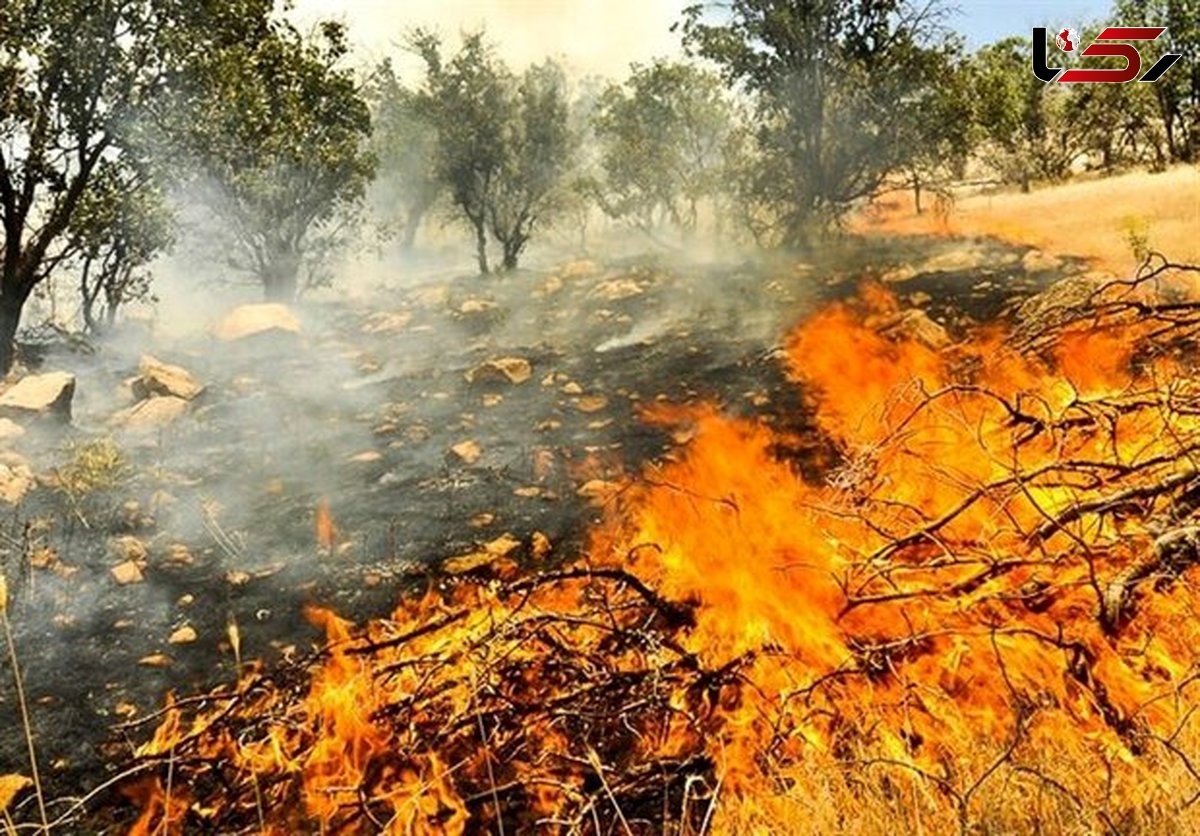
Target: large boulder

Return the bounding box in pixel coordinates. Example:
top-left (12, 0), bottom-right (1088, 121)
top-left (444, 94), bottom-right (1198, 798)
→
top-left (132, 355), bottom-right (204, 401)
top-left (212, 304), bottom-right (301, 342)
top-left (0, 372), bottom-right (75, 420)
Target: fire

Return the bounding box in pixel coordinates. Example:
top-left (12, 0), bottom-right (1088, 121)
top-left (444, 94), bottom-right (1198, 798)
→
top-left (315, 497), bottom-right (339, 552)
top-left (125, 274), bottom-right (1200, 832)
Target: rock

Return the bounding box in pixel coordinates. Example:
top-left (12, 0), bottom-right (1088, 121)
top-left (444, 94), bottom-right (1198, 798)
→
top-left (132, 355), bottom-right (204, 401)
top-left (465, 357), bottom-right (532, 386)
top-left (0, 455), bottom-right (33, 504)
top-left (876, 309), bottom-right (952, 350)
top-left (109, 536), bottom-right (148, 564)
top-left (0, 372), bottom-right (75, 420)
top-left (577, 479), bottom-right (621, 505)
top-left (361, 310), bottom-right (412, 334)
top-left (459, 298), bottom-right (499, 316)
top-left (0, 419), bottom-right (25, 444)
top-left (590, 278), bottom-right (643, 301)
top-left (167, 625), bottom-right (197, 645)
top-left (558, 259), bottom-right (601, 279)
top-left (484, 533), bottom-right (521, 557)
top-left (531, 531), bottom-right (552, 560)
top-left (880, 264), bottom-right (918, 283)
top-left (112, 396), bottom-right (189, 432)
top-left (110, 561), bottom-right (144, 585)
top-left (212, 303), bottom-right (301, 342)
top-left (450, 440), bottom-right (483, 465)
top-left (560, 381), bottom-right (583, 395)
top-left (575, 394), bottom-right (608, 413)
top-left (1021, 249), bottom-right (1062, 272)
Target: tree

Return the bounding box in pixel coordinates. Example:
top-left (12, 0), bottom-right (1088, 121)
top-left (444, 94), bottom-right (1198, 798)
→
top-left (167, 21), bottom-right (374, 301)
top-left (367, 59), bottom-right (441, 251)
top-left (0, 1), bottom-right (221, 372)
top-left (679, 0), bottom-right (961, 246)
top-left (488, 60), bottom-right (574, 270)
top-left (971, 36), bottom-right (1082, 190)
top-left (897, 41), bottom-right (975, 214)
top-left (1115, 0), bottom-right (1199, 163)
top-left (592, 59), bottom-right (732, 240)
top-left (71, 161), bottom-right (173, 333)
top-left (411, 31), bottom-right (573, 273)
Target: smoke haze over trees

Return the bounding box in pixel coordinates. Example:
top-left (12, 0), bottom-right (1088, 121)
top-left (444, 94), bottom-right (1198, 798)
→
top-left (0, 0), bottom-right (1195, 361)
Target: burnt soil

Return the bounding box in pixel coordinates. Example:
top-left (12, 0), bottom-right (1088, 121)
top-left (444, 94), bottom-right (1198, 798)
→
top-left (0, 234), bottom-right (1067, 830)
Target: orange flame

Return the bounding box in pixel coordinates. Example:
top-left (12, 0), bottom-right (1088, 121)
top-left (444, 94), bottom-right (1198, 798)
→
top-left (315, 497), bottom-right (339, 552)
top-left (127, 284), bottom-right (1200, 833)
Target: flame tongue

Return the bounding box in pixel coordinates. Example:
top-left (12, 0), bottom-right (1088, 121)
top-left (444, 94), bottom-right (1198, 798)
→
top-left (127, 284), bottom-right (1200, 832)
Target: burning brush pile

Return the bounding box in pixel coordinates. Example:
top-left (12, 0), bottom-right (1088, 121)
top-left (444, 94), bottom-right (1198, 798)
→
top-left (119, 256), bottom-right (1200, 834)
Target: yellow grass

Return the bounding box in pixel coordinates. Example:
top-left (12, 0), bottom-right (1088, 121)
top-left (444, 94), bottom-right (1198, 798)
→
top-left (856, 166), bottom-right (1200, 274)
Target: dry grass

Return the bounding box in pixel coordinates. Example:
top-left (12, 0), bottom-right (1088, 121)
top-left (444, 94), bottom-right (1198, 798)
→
top-left (856, 166), bottom-right (1200, 273)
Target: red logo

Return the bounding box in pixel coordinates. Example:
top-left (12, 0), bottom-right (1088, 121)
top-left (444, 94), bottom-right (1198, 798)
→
top-left (1033, 26), bottom-right (1182, 84)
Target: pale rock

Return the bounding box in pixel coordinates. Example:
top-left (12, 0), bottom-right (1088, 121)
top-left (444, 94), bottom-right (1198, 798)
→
top-left (450, 440), bottom-right (483, 464)
top-left (133, 355), bottom-right (204, 401)
top-left (112, 396), bottom-right (190, 432)
top-left (212, 303), bottom-right (301, 342)
top-left (111, 561), bottom-right (144, 585)
top-left (0, 454), bottom-right (33, 504)
top-left (0, 419), bottom-right (25, 444)
top-left (465, 357), bottom-right (532, 386)
top-left (876, 308), bottom-right (952, 350)
top-left (589, 278), bottom-right (643, 301)
top-left (0, 372), bottom-right (75, 420)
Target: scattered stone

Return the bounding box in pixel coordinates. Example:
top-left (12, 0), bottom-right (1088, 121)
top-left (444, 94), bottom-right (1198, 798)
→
top-left (484, 533), bottom-right (521, 557)
top-left (132, 355), bottom-right (204, 401)
top-left (590, 278), bottom-right (643, 301)
top-left (481, 394), bottom-right (503, 408)
top-left (561, 381), bottom-right (583, 395)
top-left (875, 308), bottom-right (952, 350)
top-left (0, 419), bottom-right (25, 444)
top-left (348, 450), bottom-right (382, 464)
top-left (112, 395), bottom-right (189, 431)
top-left (212, 303), bottom-right (301, 342)
top-left (469, 512), bottom-right (496, 528)
top-left (577, 479), bottom-right (621, 505)
top-left (880, 264), bottom-right (918, 283)
top-left (163, 544), bottom-right (193, 566)
top-left (0, 372), bottom-right (75, 420)
top-left (110, 561), bottom-right (144, 585)
top-left (466, 357), bottom-right (532, 386)
top-left (513, 486), bottom-right (544, 498)
top-left (908, 291), bottom-right (932, 306)
top-left (541, 373), bottom-right (556, 388)
top-left (450, 440), bottom-right (483, 464)
top-left (177, 594), bottom-right (195, 608)
top-left (531, 531), bottom-right (552, 560)
top-left (0, 456), bottom-right (34, 504)
top-left (109, 536), bottom-right (148, 564)
top-left (459, 298), bottom-right (498, 315)
top-left (1021, 249), bottom-right (1062, 272)
top-left (168, 625), bottom-right (197, 645)
top-left (558, 259), bottom-right (601, 279)
top-left (361, 310), bottom-right (413, 334)
top-left (575, 394), bottom-right (608, 413)
top-left (137, 653), bottom-right (172, 668)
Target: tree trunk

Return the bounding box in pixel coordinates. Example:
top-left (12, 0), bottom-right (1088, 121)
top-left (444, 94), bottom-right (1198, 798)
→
top-left (474, 222), bottom-right (489, 275)
top-left (262, 249), bottom-right (301, 302)
top-left (0, 292), bottom-right (25, 376)
top-left (912, 175), bottom-right (923, 215)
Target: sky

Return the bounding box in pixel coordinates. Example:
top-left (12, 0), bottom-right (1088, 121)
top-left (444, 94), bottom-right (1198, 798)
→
top-left (289, 0), bottom-right (1118, 77)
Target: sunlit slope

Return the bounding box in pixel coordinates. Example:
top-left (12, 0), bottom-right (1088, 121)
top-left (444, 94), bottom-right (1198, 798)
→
top-left (857, 166), bottom-right (1200, 272)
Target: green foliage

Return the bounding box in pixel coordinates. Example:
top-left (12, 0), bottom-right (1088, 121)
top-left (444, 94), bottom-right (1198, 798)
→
top-left (680, 0), bottom-right (964, 246)
top-left (1115, 0), bottom-right (1200, 163)
top-left (166, 20), bottom-right (374, 300)
top-left (592, 60), bottom-right (732, 239)
top-left (970, 36), bottom-right (1084, 190)
top-left (69, 160), bottom-right (173, 333)
top-left (410, 31), bottom-right (573, 273)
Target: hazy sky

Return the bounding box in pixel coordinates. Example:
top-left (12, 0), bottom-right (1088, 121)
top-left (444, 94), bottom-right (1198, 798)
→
top-left (289, 0), bottom-right (1117, 76)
